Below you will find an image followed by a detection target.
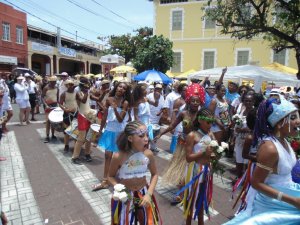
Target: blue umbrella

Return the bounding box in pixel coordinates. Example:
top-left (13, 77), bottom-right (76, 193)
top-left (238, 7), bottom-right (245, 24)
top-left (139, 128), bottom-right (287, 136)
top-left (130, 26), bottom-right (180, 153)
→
top-left (133, 69), bottom-right (172, 84)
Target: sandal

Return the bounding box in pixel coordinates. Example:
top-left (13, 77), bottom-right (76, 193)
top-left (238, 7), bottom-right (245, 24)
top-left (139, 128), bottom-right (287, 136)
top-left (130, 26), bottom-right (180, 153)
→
top-left (92, 180), bottom-right (109, 191)
top-left (170, 195), bottom-right (182, 206)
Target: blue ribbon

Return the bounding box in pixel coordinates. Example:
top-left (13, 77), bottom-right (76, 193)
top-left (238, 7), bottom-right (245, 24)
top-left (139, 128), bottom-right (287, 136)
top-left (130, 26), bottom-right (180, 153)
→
top-left (175, 170), bottom-right (204, 197)
top-left (194, 165), bottom-right (209, 220)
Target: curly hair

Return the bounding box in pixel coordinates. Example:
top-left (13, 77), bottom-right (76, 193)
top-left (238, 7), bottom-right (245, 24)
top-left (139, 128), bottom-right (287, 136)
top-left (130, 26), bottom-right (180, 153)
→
top-left (109, 81), bottom-right (132, 107)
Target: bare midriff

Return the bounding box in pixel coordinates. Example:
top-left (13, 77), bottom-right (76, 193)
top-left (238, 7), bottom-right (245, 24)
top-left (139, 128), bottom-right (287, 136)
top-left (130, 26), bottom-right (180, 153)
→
top-left (119, 177), bottom-right (147, 191)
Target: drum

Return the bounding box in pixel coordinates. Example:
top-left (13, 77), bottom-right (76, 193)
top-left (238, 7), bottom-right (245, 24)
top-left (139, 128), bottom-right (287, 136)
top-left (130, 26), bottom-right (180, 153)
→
top-left (86, 124), bottom-right (100, 142)
top-left (65, 119), bottom-right (79, 140)
top-left (48, 107), bottom-right (64, 132)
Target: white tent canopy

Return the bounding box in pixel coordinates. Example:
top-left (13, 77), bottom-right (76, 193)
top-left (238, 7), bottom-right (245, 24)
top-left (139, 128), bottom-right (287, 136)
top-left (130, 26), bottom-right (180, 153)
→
top-left (188, 65), bottom-right (299, 92)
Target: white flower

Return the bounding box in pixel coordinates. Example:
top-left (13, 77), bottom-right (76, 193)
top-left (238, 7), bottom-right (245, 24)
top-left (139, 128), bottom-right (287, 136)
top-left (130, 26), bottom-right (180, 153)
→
top-left (209, 140), bottom-right (219, 148)
top-left (201, 136), bottom-right (211, 146)
top-left (221, 142), bottom-right (229, 150)
top-left (114, 183), bottom-right (126, 192)
top-left (217, 146), bottom-right (224, 153)
top-left (118, 191), bottom-right (129, 202)
top-left (112, 191), bottom-right (120, 200)
top-left (232, 114), bottom-right (239, 120)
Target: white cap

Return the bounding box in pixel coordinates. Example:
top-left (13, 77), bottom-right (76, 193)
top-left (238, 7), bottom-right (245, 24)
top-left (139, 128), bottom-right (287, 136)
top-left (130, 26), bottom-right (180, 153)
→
top-left (61, 72), bottom-right (68, 76)
top-left (24, 73), bottom-right (31, 77)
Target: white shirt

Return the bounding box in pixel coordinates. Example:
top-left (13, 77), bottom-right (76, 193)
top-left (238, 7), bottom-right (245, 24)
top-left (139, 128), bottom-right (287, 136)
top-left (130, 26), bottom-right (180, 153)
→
top-left (28, 80), bottom-right (37, 94)
top-left (163, 91), bottom-right (180, 117)
top-left (14, 82), bottom-right (29, 100)
top-left (58, 80), bottom-right (67, 97)
top-left (147, 93), bottom-right (165, 124)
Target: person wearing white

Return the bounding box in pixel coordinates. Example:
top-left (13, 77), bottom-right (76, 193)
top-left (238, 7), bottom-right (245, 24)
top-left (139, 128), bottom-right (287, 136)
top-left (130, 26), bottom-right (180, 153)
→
top-left (14, 76), bottom-right (30, 125)
top-left (57, 72), bottom-right (69, 100)
top-left (147, 84), bottom-right (165, 151)
top-left (0, 73), bottom-right (13, 132)
top-left (163, 81), bottom-right (180, 119)
top-left (25, 73), bottom-right (38, 121)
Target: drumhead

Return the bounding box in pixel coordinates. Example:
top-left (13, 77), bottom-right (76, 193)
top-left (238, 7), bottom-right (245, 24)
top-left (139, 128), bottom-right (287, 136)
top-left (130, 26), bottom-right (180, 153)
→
top-left (90, 124), bottom-right (100, 132)
top-left (49, 107), bottom-right (64, 123)
top-left (152, 124), bottom-right (160, 131)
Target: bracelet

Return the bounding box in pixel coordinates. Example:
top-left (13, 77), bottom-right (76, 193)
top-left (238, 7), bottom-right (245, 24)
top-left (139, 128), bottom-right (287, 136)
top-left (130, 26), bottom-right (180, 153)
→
top-left (277, 191), bottom-right (283, 201)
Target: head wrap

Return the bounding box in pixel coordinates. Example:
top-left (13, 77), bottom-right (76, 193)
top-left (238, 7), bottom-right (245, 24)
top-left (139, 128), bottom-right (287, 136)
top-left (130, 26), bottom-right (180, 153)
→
top-left (185, 83), bottom-right (205, 105)
top-left (267, 95), bottom-right (297, 127)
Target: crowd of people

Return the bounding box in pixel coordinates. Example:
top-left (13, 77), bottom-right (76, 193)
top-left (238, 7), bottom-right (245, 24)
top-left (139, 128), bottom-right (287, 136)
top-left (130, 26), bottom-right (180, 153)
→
top-left (0, 68), bottom-right (300, 225)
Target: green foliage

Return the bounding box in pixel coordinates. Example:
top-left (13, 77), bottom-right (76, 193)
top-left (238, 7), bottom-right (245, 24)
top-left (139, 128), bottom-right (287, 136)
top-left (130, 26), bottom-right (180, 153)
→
top-left (102, 27), bottom-right (173, 73)
top-left (205, 0), bottom-right (300, 77)
top-left (133, 35), bottom-right (173, 73)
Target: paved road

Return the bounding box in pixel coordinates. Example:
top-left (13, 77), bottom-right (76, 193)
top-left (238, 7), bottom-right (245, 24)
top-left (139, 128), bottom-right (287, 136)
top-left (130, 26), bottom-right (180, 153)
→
top-left (0, 104), bottom-right (239, 225)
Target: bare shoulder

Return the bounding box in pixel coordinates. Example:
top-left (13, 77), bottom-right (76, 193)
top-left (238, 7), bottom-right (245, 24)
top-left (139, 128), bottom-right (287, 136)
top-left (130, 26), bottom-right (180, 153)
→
top-left (257, 140), bottom-right (278, 162)
top-left (144, 149), bottom-right (154, 158)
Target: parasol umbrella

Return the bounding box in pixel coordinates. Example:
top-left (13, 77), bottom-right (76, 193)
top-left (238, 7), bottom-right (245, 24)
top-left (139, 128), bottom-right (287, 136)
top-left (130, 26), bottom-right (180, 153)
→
top-left (133, 69), bottom-right (172, 84)
top-left (110, 65), bottom-right (136, 74)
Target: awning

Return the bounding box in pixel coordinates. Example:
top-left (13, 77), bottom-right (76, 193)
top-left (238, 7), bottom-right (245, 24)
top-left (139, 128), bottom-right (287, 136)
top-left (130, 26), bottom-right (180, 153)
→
top-left (0, 55), bottom-right (17, 65)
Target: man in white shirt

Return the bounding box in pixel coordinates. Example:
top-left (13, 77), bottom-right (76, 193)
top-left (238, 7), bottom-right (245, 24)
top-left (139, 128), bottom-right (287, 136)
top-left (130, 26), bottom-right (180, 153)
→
top-left (0, 73), bottom-right (13, 132)
top-left (58, 72), bottom-right (69, 100)
top-left (25, 73), bottom-right (38, 121)
top-left (147, 83), bottom-right (165, 152)
top-left (163, 80), bottom-right (180, 119)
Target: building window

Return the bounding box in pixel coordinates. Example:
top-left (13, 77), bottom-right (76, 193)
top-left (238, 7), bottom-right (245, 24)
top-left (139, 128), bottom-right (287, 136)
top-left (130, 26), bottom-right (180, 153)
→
top-left (273, 49), bottom-right (286, 65)
top-left (172, 10), bottom-right (182, 31)
top-left (172, 52), bottom-right (181, 73)
top-left (2, 23), bottom-right (10, 41)
top-left (204, 9), bottom-right (215, 29)
top-left (161, 0), bottom-right (188, 4)
top-left (16, 26), bottom-right (23, 44)
top-left (237, 51), bottom-right (249, 66)
top-left (203, 51), bottom-right (215, 70)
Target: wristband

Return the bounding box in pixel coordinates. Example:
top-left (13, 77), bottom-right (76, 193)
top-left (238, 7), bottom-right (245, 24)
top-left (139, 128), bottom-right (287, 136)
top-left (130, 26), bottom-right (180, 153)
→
top-left (277, 191), bottom-right (283, 201)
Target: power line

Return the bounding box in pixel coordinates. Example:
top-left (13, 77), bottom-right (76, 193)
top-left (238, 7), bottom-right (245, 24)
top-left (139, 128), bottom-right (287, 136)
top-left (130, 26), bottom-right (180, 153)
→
top-left (3, 0), bottom-right (102, 46)
top-left (65, 0), bottom-right (135, 30)
top-left (15, 0), bottom-right (105, 36)
top-left (90, 0), bottom-right (141, 27)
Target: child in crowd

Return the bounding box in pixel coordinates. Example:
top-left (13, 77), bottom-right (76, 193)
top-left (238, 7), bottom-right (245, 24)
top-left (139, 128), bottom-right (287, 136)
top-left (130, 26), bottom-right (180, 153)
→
top-left (183, 108), bottom-right (214, 225)
top-left (108, 121), bottom-right (161, 225)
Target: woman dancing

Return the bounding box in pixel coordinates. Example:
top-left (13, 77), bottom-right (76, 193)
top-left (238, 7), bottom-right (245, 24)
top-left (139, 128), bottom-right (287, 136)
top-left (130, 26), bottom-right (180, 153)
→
top-left (108, 121), bottom-right (161, 225)
top-left (225, 96), bottom-right (300, 224)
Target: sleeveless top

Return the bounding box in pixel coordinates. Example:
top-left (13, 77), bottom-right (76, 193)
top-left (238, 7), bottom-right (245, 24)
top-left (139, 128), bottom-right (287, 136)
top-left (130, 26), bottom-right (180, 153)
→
top-left (235, 103), bottom-right (248, 138)
top-left (64, 92), bottom-right (77, 112)
top-left (138, 102), bottom-right (150, 125)
top-left (106, 106), bottom-right (128, 132)
top-left (263, 137), bottom-right (296, 186)
top-left (193, 134), bottom-right (212, 155)
top-left (117, 152), bottom-right (149, 179)
top-left (78, 92), bottom-right (91, 115)
top-left (45, 88), bottom-right (58, 104)
top-left (214, 97), bottom-right (230, 126)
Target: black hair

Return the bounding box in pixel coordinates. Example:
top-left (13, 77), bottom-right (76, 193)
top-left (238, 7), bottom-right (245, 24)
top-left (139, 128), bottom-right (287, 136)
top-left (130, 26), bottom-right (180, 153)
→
top-left (193, 107), bottom-right (213, 130)
top-left (109, 81), bottom-right (132, 107)
top-left (117, 121), bottom-right (145, 152)
top-left (215, 83), bottom-right (225, 92)
top-left (178, 83), bottom-right (187, 94)
top-left (132, 83), bottom-right (147, 103)
top-left (253, 93), bottom-right (264, 108)
top-left (238, 85), bottom-right (249, 95)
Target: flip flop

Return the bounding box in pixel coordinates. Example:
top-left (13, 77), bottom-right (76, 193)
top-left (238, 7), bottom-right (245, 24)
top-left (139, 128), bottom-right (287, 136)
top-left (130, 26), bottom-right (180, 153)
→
top-left (0, 156), bottom-right (7, 161)
top-left (92, 181), bottom-right (109, 191)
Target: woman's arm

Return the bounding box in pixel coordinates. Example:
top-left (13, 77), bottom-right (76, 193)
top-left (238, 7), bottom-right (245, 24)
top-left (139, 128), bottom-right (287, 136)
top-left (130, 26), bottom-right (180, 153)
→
top-left (107, 152), bottom-right (121, 186)
top-left (242, 134), bottom-right (256, 162)
top-left (251, 141), bottom-right (300, 209)
top-left (113, 100), bottom-right (129, 123)
top-left (145, 149), bottom-right (158, 196)
top-left (147, 93), bottom-right (159, 107)
top-left (185, 132), bottom-right (211, 163)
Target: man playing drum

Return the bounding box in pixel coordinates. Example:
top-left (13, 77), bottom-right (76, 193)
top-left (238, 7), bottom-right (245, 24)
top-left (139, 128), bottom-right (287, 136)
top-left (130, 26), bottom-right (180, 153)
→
top-left (59, 79), bottom-right (78, 152)
top-left (42, 75), bottom-right (59, 143)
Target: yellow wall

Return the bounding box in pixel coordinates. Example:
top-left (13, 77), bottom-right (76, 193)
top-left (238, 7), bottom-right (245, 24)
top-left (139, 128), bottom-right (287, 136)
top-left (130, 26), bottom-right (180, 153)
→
top-left (153, 0), bottom-right (297, 75)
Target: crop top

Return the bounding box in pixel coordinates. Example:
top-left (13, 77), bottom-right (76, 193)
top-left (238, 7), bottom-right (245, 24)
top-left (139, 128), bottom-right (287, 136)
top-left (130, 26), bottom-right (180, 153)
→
top-left (117, 152), bottom-right (149, 179)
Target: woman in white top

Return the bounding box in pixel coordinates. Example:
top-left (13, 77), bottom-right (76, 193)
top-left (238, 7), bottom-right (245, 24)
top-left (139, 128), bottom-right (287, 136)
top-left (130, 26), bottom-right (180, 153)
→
top-left (14, 76), bottom-right (30, 125)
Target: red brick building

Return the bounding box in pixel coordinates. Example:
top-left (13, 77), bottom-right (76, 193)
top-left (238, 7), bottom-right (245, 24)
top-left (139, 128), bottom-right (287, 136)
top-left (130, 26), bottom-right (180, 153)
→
top-left (0, 2), bottom-right (27, 72)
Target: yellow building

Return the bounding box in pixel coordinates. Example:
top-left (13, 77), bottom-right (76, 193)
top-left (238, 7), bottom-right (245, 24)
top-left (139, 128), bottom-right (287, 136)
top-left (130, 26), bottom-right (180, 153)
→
top-left (151, 0), bottom-right (297, 75)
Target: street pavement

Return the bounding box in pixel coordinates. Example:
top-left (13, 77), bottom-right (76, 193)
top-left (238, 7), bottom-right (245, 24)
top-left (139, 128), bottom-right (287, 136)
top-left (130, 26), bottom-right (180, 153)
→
top-left (0, 103), bottom-right (239, 225)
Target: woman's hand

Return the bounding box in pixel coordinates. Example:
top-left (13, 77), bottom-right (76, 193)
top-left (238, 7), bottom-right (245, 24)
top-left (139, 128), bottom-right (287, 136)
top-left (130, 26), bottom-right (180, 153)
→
top-left (140, 193), bottom-right (152, 207)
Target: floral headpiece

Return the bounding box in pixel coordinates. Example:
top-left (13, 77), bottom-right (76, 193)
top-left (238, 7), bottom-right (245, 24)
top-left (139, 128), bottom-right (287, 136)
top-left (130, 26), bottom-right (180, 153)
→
top-left (185, 83), bottom-right (205, 105)
top-left (129, 129), bottom-right (148, 136)
top-left (267, 95), bottom-right (297, 127)
top-left (198, 115), bottom-right (215, 123)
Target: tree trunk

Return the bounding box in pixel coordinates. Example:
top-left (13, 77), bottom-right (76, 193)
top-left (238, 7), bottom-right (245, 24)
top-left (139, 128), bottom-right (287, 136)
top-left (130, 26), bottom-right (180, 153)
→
top-left (296, 47), bottom-right (300, 80)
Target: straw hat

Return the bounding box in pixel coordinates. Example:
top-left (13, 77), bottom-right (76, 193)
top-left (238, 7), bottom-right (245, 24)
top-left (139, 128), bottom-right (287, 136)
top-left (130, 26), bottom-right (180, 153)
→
top-left (64, 79), bottom-right (75, 86)
top-left (48, 75), bottom-right (58, 82)
top-left (100, 79), bottom-right (110, 86)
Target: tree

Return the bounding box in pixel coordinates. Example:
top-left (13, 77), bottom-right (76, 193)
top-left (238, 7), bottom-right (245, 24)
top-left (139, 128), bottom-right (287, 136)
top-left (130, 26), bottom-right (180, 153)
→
top-left (133, 35), bottom-right (173, 73)
top-left (205, 0), bottom-right (300, 78)
top-left (99, 27), bottom-right (174, 73)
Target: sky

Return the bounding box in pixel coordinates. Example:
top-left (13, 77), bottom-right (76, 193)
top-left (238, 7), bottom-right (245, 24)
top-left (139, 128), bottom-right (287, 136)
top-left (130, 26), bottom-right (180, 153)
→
top-left (1, 0), bottom-right (154, 46)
